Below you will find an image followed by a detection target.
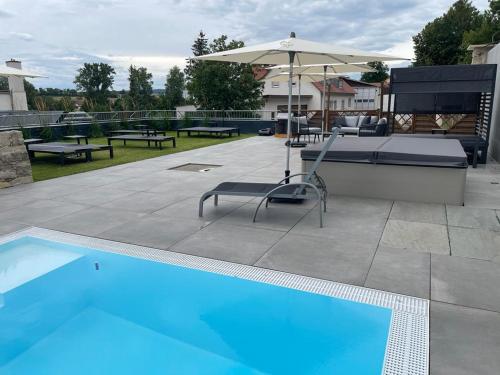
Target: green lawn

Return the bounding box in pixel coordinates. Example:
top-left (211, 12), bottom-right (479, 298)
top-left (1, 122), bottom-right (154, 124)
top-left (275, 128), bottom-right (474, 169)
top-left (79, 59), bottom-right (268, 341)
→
top-left (31, 132), bottom-right (254, 181)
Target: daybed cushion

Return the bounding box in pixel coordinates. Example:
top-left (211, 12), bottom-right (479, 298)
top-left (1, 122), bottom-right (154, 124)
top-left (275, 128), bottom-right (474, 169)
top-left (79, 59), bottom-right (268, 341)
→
top-left (357, 115), bottom-right (371, 127)
top-left (344, 116), bottom-right (359, 127)
top-left (301, 137), bottom-right (467, 168)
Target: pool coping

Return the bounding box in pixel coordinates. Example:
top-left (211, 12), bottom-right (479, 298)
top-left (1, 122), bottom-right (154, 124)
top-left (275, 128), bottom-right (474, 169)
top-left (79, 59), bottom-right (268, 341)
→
top-left (0, 227), bottom-right (429, 375)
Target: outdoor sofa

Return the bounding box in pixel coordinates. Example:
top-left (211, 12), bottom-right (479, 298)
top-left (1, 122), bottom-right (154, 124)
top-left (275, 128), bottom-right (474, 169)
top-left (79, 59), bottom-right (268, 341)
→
top-left (332, 114), bottom-right (379, 136)
top-left (301, 136), bottom-right (468, 205)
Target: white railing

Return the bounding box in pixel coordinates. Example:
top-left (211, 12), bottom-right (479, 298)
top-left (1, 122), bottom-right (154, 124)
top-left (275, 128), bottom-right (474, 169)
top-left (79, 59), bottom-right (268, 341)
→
top-left (0, 110), bottom-right (277, 129)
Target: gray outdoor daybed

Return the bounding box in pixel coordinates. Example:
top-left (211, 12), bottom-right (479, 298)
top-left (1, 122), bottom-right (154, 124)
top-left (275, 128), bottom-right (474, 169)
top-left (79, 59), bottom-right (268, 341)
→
top-left (199, 129), bottom-right (340, 227)
top-left (301, 136), bottom-right (468, 205)
top-left (27, 142), bottom-right (114, 165)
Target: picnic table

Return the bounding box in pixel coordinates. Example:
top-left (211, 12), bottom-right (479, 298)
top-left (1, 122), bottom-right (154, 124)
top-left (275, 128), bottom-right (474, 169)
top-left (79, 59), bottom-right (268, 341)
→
top-left (176, 127), bottom-right (240, 138)
top-left (107, 135), bottom-right (176, 150)
top-left (64, 135), bottom-right (89, 144)
top-left (27, 142), bottom-right (113, 165)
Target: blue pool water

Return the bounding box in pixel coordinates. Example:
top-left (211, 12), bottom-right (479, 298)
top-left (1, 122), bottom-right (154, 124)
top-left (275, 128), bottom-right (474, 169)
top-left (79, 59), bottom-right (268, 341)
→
top-left (0, 236), bottom-right (392, 374)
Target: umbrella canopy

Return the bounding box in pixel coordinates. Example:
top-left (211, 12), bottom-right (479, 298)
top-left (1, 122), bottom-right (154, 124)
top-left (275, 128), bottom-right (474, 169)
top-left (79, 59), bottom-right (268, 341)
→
top-left (194, 35), bottom-right (405, 65)
top-left (265, 72), bottom-right (341, 82)
top-left (195, 32), bottom-right (407, 180)
top-left (266, 63), bottom-right (374, 78)
top-left (0, 66), bottom-right (45, 78)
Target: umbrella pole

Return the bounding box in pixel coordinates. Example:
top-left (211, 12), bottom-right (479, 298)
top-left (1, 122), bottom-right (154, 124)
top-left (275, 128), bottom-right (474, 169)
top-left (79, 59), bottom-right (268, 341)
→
top-left (322, 65), bottom-right (327, 136)
top-left (298, 74), bottom-right (301, 133)
top-left (285, 51), bottom-right (295, 183)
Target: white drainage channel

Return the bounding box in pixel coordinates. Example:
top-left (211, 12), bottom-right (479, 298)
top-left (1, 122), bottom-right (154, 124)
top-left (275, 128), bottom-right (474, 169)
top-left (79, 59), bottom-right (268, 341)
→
top-left (0, 227), bottom-right (429, 375)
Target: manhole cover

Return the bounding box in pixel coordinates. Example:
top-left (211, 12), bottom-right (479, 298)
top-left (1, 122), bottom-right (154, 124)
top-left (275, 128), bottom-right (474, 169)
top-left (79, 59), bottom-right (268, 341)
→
top-left (168, 163), bottom-right (222, 172)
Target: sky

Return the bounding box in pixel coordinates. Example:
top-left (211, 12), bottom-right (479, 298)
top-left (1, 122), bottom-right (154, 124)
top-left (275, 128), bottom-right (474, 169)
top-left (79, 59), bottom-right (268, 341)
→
top-left (0, 0), bottom-right (490, 89)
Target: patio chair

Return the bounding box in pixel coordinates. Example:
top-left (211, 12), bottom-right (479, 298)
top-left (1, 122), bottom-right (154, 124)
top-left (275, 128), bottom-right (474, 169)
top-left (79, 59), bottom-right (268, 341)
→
top-left (358, 118), bottom-right (388, 137)
top-left (198, 128), bottom-right (339, 228)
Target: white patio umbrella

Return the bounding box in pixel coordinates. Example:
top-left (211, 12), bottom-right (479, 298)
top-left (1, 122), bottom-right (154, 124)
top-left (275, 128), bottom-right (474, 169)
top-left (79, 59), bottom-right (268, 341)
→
top-left (195, 32), bottom-right (406, 180)
top-left (0, 66), bottom-right (45, 78)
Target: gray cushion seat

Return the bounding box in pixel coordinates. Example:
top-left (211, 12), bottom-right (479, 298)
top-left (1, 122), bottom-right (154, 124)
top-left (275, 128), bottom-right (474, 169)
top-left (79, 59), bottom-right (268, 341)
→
top-left (333, 115), bottom-right (379, 135)
top-left (301, 136), bottom-right (468, 168)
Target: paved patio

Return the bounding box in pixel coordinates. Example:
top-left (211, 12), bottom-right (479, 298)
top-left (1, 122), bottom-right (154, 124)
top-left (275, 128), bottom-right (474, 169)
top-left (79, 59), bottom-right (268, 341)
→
top-left (1, 136), bottom-right (500, 374)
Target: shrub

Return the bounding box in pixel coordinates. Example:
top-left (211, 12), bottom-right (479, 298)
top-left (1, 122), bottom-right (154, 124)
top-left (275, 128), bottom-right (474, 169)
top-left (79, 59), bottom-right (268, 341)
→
top-left (40, 125), bottom-right (53, 141)
top-left (202, 116), bottom-right (210, 127)
top-left (163, 117), bottom-right (171, 131)
top-left (19, 125), bottom-right (31, 140)
top-left (182, 113), bottom-right (192, 128)
top-left (89, 120), bottom-right (103, 138)
top-left (120, 118), bottom-right (130, 129)
top-left (108, 121), bottom-right (120, 132)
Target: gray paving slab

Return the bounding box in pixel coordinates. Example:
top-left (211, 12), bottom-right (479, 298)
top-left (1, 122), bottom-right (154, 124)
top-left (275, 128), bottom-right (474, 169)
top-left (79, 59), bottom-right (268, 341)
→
top-left (327, 195), bottom-right (393, 218)
top-left (153, 197), bottom-right (244, 222)
top-left (448, 226), bottom-right (500, 261)
top-left (0, 221), bottom-right (30, 236)
top-left (431, 254), bottom-right (500, 312)
top-left (290, 208), bottom-right (387, 248)
top-left (364, 246), bottom-right (430, 298)
top-left (390, 201), bottom-right (446, 225)
top-left (0, 199), bottom-right (88, 226)
top-left (430, 302), bottom-right (500, 375)
top-left (50, 186), bottom-right (136, 206)
top-left (171, 222), bottom-right (285, 265)
top-left (380, 219), bottom-right (450, 254)
top-left (446, 205), bottom-right (500, 231)
top-left (218, 203), bottom-right (310, 232)
top-left (97, 215), bottom-right (205, 250)
top-left (100, 191), bottom-right (183, 214)
top-left (40, 207), bottom-right (145, 237)
top-left (255, 233), bottom-right (377, 286)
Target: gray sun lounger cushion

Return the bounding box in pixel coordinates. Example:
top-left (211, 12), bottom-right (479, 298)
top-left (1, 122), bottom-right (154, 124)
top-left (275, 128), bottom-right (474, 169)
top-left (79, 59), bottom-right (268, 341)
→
top-left (301, 137), bottom-right (467, 168)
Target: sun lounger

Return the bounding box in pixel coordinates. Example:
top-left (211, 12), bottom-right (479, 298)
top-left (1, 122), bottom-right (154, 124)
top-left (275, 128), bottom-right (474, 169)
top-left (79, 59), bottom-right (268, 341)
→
top-left (27, 142), bottom-right (113, 165)
top-left (199, 129), bottom-right (340, 227)
top-left (107, 135), bottom-right (176, 150)
top-left (177, 127), bottom-right (240, 138)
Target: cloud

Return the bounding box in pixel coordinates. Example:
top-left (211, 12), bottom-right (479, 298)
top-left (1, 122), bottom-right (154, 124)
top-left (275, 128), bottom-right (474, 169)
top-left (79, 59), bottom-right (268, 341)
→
top-left (0, 9), bottom-right (14, 18)
top-left (8, 32), bottom-right (34, 41)
top-left (0, 0), bottom-right (491, 88)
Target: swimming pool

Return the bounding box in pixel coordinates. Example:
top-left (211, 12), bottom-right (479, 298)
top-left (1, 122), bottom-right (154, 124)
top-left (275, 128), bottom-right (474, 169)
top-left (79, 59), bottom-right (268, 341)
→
top-left (0, 228), bottom-right (428, 374)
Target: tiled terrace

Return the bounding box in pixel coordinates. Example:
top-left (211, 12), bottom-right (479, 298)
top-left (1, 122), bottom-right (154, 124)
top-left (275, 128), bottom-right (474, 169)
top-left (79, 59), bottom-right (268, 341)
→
top-left (1, 136), bottom-right (500, 374)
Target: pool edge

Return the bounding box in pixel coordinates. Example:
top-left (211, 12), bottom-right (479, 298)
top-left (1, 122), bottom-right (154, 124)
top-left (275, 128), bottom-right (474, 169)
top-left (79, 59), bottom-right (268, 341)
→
top-left (0, 227), bottom-right (429, 375)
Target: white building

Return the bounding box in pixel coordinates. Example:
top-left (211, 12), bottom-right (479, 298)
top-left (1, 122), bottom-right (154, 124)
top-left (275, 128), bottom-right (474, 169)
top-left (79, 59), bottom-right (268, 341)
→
top-left (259, 71), bottom-right (380, 114)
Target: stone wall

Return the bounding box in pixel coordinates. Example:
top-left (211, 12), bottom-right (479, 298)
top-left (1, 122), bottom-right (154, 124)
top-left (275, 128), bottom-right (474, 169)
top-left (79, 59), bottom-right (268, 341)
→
top-left (0, 130), bottom-right (32, 188)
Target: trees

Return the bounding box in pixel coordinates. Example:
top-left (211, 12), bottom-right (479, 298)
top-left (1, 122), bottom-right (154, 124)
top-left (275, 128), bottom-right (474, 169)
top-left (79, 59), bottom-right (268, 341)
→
top-left (74, 63), bottom-right (115, 107)
top-left (413, 0), bottom-right (481, 65)
top-left (360, 61), bottom-right (389, 83)
top-left (184, 32), bottom-right (263, 110)
top-left (128, 65), bottom-right (153, 109)
top-left (462, 0), bottom-right (500, 59)
top-left (164, 66), bottom-right (185, 110)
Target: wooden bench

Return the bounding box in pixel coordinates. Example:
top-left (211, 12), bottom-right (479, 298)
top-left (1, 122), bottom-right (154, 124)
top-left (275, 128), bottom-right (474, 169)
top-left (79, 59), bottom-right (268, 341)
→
top-left (27, 142), bottom-right (113, 165)
top-left (107, 135), bottom-right (176, 150)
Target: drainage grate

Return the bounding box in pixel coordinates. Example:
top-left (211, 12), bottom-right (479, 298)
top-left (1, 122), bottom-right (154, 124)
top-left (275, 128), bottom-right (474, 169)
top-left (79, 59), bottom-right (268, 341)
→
top-left (168, 163), bottom-right (222, 172)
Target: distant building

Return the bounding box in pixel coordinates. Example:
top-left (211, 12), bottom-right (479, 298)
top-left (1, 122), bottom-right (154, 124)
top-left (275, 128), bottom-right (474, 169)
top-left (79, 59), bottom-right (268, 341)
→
top-left (259, 69), bottom-right (380, 113)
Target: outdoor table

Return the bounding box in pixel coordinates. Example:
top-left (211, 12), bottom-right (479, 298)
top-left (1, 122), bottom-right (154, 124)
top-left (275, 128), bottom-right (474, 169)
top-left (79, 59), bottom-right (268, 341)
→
top-left (64, 135), bottom-right (89, 144)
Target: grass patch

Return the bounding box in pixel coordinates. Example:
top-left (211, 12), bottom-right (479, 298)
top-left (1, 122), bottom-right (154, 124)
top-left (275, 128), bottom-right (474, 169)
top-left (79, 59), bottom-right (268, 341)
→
top-left (31, 132), bottom-right (254, 181)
